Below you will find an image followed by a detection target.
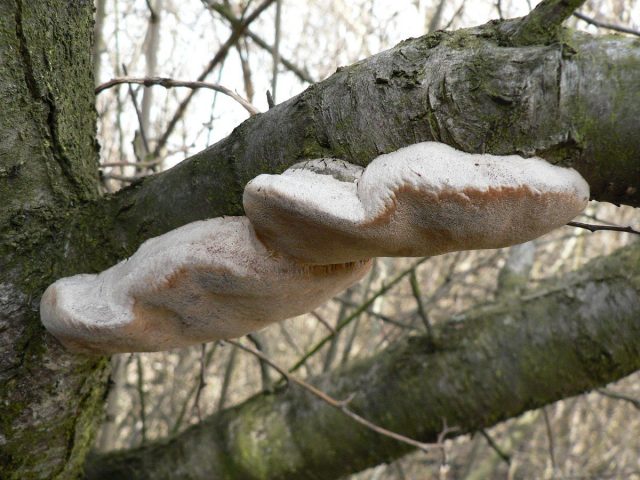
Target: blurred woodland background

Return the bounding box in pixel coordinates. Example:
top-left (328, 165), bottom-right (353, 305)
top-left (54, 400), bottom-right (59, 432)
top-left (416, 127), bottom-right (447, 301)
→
top-left (92, 1), bottom-right (639, 478)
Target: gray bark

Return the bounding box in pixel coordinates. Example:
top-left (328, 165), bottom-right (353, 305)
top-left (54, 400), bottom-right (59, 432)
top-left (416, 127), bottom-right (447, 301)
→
top-left (84, 242), bottom-right (640, 480)
top-left (0, 2), bottom-right (107, 479)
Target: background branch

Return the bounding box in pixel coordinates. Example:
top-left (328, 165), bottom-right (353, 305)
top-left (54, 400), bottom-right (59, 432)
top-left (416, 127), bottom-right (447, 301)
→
top-left (96, 77), bottom-right (259, 116)
top-left (85, 242), bottom-right (640, 480)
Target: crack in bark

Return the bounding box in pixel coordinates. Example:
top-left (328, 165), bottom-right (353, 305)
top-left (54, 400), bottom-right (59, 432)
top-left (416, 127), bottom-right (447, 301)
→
top-left (14, 1), bottom-right (41, 104)
top-left (14, 0), bottom-right (84, 198)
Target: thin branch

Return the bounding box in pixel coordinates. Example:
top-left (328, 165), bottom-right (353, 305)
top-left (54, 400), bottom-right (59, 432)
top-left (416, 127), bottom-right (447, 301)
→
top-left (271, 0), bottom-right (282, 103)
top-left (206, 1), bottom-right (314, 84)
top-left (410, 270), bottom-right (434, 339)
top-left (288, 257), bottom-right (430, 375)
top-left (121, 65), bottom-right (150, 156)
top-left (96, 77), bottom-right (260, 116)
top-left (152, 0), bottom-right (275, 157)
top-left (100, 172), bottom-right (143, 183)
top-left (144, 0), bottom-right (157, 20)
top-left (567, 221), bottom-right (640, 236)
top-left (496, 0), bottom-right (504, 20)
top-left (427, 0), bottom-right (447, 33)
top-left (170, 343), bottom-right (218, 435)
top-left (100, 158), bottom-right (163, 169)
top-left (334, 298), bottom-right (419, 331)
top-left (542, 407), bottom-right (557, 472)
top-left (437, 420), bottom-right (458, 480)
top-left (246, 333), bottom-right (274, 391)
top-left (217, 345), bottom-right (238, 411)
top-left (480, 429), bottom-right (511, 466)
top-left (192, 343), bottom-right (207, 421)
top-left (227, 339), bottom-right (454, 455)
top-left (135, 354), bottom-right (147, 445)
top-left (442, 2), bottom-right (465, 30)
top-left (310, 310), bottom-right (336, 334)
top-left (597, 388), bottom-right (640, 411)
top-left (573, 11), bottom-right (640, 37)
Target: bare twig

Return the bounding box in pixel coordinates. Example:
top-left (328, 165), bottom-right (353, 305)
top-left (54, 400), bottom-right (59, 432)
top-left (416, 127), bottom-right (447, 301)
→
top-left (542, 407), bottom-right (556, 472)
top-left (121, 65), bottom-right (150, 156)
top-left (135, 354), bottom-right (147, 445)
top-left (597, 388), bottom-right (640, 411)
top-left (170, 343), bottom-right (218, 435)
top-left (334, 298), bottom-right (419, 331)
top-left (437, 419), bottom-right (459, 480)
top-left (247, 333), bottom-right (274, 391)
top-left (573, 11), bottom-right (640, 37)
top-left (567, 221), bottom-right (640, 236)
top-left (427, 0), bottom-right (447, 33)
top-left (480, 429), bottom-right (511, 466)
top-left (217, 345), bottom-right (238, 411)
top-left (288, 257), bottom-right (430, 375)
top-left (96, 77), bottom-right (260, 116)
top-left (496, 0), bottom-right (504, 20)
top-left (271, 0), bottom-right (282, 103)
top-left (152, 0), bottom-right (275, 157)
top-left (100, 159), bottom-right (163, 169)
top-left (227, 339), bottom-right (453, 454)
top-left (206, 1), bottom-right (314, 84)
top-left (100, 172), bottom-right (143, 183)
top-left (144, 0), bottom-right (157, 20)
top-left (442, 2), bottom-right (465, 30)
top-left (310, 310), bottom-right (336, 334)
top-left (410, 270), bottom-right (434, 339)
top-left (192, 343), bottom-right (208, 421)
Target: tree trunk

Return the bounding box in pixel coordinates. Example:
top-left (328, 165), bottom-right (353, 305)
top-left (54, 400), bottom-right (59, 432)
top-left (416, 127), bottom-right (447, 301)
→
top-left (0, 2), bottom-right (107, 479)
top-left (84, 242), bottom-right (640, 480)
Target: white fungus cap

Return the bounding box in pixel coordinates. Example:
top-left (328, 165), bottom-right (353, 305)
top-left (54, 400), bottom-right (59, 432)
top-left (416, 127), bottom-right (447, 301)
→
top-left (244, 142), bottom-right (590, 264)
top-left (40, 217), bottom-right (371, 353)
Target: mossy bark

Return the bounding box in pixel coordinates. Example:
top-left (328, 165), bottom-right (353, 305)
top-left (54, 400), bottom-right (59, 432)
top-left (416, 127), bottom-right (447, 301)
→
top-left (0, 2), bottom-right (107, 479)
top-left (84, 243), bottom-right (640, 480)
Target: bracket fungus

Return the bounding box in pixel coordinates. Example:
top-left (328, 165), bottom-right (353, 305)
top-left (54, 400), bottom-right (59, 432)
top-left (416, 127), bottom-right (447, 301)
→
top-left (244, 142), bottom-right (590, 264)
top-left (41, 142), bottom-right (589, 354)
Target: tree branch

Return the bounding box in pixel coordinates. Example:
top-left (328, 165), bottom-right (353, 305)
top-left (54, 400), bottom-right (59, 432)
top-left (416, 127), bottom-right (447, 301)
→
top-left (567, 221), bottom-right (640, 236)
top-left (205, 1), bottom-right (315, 84)
top-left (84, 242), bottom-right (640, 480)
top-left (573, 11), bottom-right (640, 37)
top-left (95, 77), bottom-right (260, 116)
top-left (151, 0), bottom-right (275, 158)
top-left (507, 0), bottom-right (587, 45)
top-left (227, 339), bottom-right (452, 454)
top-left (71, 24), bottom-right (640, 269)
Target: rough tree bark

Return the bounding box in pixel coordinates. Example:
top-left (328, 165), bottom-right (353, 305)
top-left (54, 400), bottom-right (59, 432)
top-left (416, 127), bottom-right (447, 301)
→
top-left (0, 1), bottom-right (638, 479)
top-left (0, 1), bottom-right (108, 479)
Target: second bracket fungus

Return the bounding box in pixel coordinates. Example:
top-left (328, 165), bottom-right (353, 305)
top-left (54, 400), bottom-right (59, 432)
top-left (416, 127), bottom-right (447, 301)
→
top-left (244, 142), bottom-right (590, 264)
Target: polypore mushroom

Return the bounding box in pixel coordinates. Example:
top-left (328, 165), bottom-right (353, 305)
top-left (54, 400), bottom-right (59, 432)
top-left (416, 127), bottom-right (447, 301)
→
top-left (40, 217), bottom-right (372, 353)
top-left (244, 142), bottom-right (589, 264)
top-left (41, 141), bottom-right (589, 354)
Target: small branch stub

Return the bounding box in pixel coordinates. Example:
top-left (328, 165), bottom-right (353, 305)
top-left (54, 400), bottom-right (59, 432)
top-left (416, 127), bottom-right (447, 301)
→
top-left (507, 0), bottom-right (588, 45)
